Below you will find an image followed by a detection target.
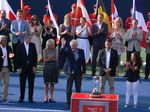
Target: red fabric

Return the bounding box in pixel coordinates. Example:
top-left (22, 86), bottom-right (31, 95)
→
top-left (67, 12), bottom-right (80, 27)
top-left (43, 14), bottom-right (58, 23)
top-left (89, 13), bottom-right (97, 24)
top-left (21, 0), bottom-right (27, 20)
top-left (146, 21), bottom-right (150, 31)
top-left (125, 16), bottom-right (132, 30)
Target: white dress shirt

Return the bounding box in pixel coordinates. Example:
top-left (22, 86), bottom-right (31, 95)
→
top-left (0, 46), bottom-right (8, 66)
top-left (97, 22), bottom-right (103, 29)
top-left (24, 42), bottom-right (29, 56)
top-left (106, 49), bottom-right (111, 69)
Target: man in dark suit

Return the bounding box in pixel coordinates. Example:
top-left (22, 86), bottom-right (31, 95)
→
top-left (98, 39), bottom-right (118, 94)
top-left (0, 10), bottom-right (11, 43)
top-left (11, 9), bottom-right (28, 72)
top-left (60, 38), bottom-right (86, 109)
top-left (0, 35), bottom-right (14, 102)
top-left (17, 33), bottom-right (37, 103)
top-left (91, 13), bottom-right (108, 76)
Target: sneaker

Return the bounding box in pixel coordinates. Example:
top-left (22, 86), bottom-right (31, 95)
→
top-left (2, 99), bottom-right (10, 103)
top-left (148, 106), bottom-right (150, 109)
top-left (124, 104), bottom-right (128, 108)
top-left (134, 105), bottom-right (137, 108)
top-left (86, 60), bottom-right (91, 65)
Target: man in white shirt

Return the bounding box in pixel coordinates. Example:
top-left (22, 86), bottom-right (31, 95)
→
top-left (98, 39), bottom-right (118, 94)
top-left (0, 35), bottom-right (14, 102)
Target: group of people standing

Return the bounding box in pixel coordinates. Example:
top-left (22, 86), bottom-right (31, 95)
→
top-left (0, 2), bottom-right (149, 110)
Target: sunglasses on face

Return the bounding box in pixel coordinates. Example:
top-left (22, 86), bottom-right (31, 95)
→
top-left (32, 19), bottom-right (38, 21)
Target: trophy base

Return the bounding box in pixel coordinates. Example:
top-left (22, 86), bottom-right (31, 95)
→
top-left (89, 92), bottom-right (101, 98)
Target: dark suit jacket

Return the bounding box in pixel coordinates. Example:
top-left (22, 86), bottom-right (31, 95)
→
top-left (98, 48), bottom-right (118, 76)
top-left (92, 22), bottom-right (108, 49)
top-left (0, 46), bottom-right (12, 72)
top-left (0, 19), bottom-right (11, 42)
top-left (59, 47), bottom-right (86, 75)
top-left (17, 42), bottom-right (37, 73)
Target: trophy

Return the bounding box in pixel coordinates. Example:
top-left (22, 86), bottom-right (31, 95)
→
top-left (89, 76), bottom-right (101, 97)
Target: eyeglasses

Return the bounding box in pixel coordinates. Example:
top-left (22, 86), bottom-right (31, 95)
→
top-left (32, 19), bottom-right (38, 21)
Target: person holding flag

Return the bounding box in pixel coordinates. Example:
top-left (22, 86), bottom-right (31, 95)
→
top-left (89, 4), bottom-right (97, 24)
top-left (66, 3), bottom-right (80, 27)
top-left (43, 5), bottom-right (58, 27)
top-left (146, 12), bottom-right (150, 31)
top-left (24, 5), bottom-right (32, 23)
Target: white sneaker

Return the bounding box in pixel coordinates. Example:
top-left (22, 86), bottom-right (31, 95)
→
top-left (148, 106), bottom-right (150, 109)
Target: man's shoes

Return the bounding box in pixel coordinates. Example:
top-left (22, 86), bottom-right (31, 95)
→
top-left (29, 99), bottom-right (34, 103)
top-left (18, 99), bottom-right (23, 103)
top-left (2, 99), bottom-right (10, 103)
top-left (66, 104), bottom-right (70, 109)
top-left (91, 73), bottom-right (96, 76)
top-left (144, 76), bottom-right (148, 79)
top-left (39, 58), bottom-right (43, 62)
top-left (123, 74), bottom-right (127, 77)
top-left (86, 60), bottom-right (91, 65)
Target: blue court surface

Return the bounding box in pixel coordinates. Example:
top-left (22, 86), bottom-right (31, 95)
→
top-left (0, 73), bottom-right (150, 112)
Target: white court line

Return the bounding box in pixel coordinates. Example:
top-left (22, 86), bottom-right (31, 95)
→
top-left (0, 108), bottom-right (67, 112)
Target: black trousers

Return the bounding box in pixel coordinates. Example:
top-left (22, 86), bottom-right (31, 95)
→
top-left (19, 66), bottom-right (35, 100)
top-left (92, 46), bottom-right (102, 74)
top-left (66, 74), bottom-right (82, 105)
top-left (145, 53), bottom-right (150, 77)
top-left (12, 40), bottom-right (21, 71)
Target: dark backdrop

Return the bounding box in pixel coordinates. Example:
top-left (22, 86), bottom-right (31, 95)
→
top-left (7, 0), bottom-right (150, 27)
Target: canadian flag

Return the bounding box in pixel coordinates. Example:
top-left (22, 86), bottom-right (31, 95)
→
top-left (132, 0), bottom-right (148, 48)
top-left (0, 0), bottom-right (16, 21)
top-left (47, 0), bottom-right (60, 43)
top-left (111, 0), bottom-right (119, 27)
top-left (76, 0), bottom-right (92, 32)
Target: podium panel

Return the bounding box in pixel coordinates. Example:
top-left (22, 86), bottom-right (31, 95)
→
top-left (71, 93), bottom-right (119, 112)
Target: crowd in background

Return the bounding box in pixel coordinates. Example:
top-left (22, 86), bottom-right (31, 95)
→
top-left (0, 2), bottom-right (150, 110)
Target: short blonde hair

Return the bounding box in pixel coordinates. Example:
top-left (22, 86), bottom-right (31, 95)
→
top-left (64, 14), bottom-right (71, 24)
top-left (45, 39), bottom-right (55, 49)
top-left (114, 17), bottom-right (123, 28)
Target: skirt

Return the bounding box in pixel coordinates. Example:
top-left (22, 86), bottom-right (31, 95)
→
top-left (76, 38), bottom-right (91, 60)
top-left (43, 61), bottom-right (58, 84)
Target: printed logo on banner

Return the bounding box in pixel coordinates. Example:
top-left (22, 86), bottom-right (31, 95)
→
top-left (83, 105), bottom-right (105, 112)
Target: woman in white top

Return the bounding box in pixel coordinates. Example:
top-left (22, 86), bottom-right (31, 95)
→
top-left (76, 17), bottom-right (91, 60)
top-left (28, 15), bottom-right (42, 54)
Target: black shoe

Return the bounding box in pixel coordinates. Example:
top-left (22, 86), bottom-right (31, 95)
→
top-left (91, 73), bottom-right (96, 76)
top-left (49, 99), bottom-right (56, 103)
top-left (29, 100), bottom-right (34, 103)
top-left (123, 74), bottom-right (127, 77)
top-left (66, 104), bottom-right (70, 109)
top-left (144, 76), bottom-right (148, 79)
top-left (18, 99), bottom-right (23, 103)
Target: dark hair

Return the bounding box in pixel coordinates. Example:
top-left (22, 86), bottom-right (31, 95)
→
top-left (98, 13), bottom-right (104, 18)
top-left (23, 33), bottom-right (32, 38)
top-left (47, 19), bottom-right (53, 24)
top-left (16, 9), bottom-right (22, 13)
top-left (132, 52), bottom-right (143, 65)
top-left (105, 38), bottom-right (112, 43)
top-left (132, 19), bottom-right (138, 23)
top-left (80, 17), bottom-right (86, 21)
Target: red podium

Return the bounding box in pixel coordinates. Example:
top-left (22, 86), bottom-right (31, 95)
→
top-left (71, 93), bottom-right (119, 112)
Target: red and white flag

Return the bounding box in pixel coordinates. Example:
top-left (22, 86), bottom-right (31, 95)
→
top-left (0, 0), bottom-right (16, 21)
top-left (132, 0), bottom-right (148, 48)
top-left (76, 0), bottom-right (92, 32)
top-left (20, 0), bottom-right (26, 20)
top-left (47, 0), bottom-right (60, 43)
top-left (111, 0), bottom-right (119, 27)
